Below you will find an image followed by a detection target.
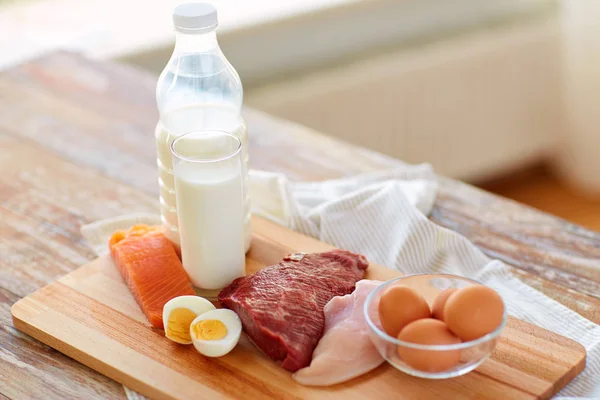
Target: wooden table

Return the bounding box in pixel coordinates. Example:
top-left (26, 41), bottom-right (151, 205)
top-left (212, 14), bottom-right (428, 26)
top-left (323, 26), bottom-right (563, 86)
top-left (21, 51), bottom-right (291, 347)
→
top-left (1, 52), bottom-right (599, 399)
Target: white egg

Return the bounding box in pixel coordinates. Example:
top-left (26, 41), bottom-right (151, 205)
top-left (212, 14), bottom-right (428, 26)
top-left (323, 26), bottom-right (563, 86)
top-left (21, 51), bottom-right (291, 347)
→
top-left (162, 296), bottom-right (215, 344)
top-left (190, 309), bottom-right (242, 357)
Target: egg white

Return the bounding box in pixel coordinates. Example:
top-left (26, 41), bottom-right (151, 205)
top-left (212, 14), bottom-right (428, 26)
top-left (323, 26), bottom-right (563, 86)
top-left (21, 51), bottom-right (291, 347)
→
top-left (162, 296), bottom-right (216, 344)
top-left (190, 309), bottom-right (242, 357)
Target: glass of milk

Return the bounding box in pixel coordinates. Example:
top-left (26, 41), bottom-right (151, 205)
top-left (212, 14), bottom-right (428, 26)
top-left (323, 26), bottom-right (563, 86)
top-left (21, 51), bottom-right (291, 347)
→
top-left (171, 130), bottom-right (246, 291)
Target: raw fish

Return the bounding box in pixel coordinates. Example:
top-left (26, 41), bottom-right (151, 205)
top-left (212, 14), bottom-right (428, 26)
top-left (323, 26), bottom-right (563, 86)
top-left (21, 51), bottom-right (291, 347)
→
top-left (109, 224), bottom-right (195, 328)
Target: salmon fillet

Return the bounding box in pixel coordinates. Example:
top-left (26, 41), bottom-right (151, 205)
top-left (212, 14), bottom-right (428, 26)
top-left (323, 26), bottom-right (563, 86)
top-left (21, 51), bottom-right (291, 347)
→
top-left (109, 224), bottom-right (195, 328)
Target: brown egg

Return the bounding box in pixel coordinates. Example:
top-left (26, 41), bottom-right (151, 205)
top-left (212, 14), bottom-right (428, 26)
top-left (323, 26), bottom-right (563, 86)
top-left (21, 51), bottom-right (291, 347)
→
top-left (378, 286), bottom-right (431, 337)
top-left (444, 285), bottom-right (505, 341)
top-left (397, 318), bottom-right (461, 372)
top-left (432, 288), bottom-right (458, 321)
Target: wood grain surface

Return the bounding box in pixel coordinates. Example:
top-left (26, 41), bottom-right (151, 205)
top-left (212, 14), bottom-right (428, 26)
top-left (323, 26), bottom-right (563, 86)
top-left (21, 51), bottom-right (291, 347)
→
top-left (12, 216), bottom-right (586, 400)
top-left (1, 51), bottom-right (599, 398)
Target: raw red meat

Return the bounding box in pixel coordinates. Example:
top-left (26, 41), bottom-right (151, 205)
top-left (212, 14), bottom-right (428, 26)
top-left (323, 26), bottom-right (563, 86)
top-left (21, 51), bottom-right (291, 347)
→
top-left (218, 250), bottom-right (369, 372)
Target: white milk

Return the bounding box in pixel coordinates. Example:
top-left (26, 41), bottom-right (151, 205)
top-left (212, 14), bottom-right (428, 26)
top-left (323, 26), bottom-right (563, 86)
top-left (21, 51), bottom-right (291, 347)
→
top-left (174, 159), bottom-right (246, 289)
top-left (155, 104), bottom-right (251, 249)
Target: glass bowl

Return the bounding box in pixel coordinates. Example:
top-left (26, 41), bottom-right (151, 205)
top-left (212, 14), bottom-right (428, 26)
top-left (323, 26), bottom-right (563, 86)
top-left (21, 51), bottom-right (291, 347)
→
top-left (363, 274), bottom-right (507, 379)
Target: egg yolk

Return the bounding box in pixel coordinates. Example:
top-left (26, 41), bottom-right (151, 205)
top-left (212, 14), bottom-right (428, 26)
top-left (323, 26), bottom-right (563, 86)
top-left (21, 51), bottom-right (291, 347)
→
top-left (166, 308), bottom-right (197, 343)
top-left (193, 319), bottom-right (228, 341)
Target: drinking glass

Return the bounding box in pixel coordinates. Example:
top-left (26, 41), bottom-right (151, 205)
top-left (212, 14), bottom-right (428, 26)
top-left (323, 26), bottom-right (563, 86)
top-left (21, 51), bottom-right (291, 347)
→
top-left (170, 130), bottom-right (246, 292)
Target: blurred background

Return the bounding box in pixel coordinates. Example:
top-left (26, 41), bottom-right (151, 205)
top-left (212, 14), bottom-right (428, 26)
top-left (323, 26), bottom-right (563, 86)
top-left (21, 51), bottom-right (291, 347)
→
top-left (2, 0), bottom-right (600, 230)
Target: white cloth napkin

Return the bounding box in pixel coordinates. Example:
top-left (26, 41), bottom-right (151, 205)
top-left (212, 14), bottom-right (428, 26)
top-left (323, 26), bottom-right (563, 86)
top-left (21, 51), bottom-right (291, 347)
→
top-left (81, 165), bottom-right (600, 399)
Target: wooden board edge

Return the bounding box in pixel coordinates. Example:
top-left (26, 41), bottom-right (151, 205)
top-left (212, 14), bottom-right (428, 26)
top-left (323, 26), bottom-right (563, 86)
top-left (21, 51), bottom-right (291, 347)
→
top-left (11, 297), bottom-right (35, 321)
top-left (11, 298), bottom-right (175, 400)
top-left (549, 345), bottom-right (587, 399)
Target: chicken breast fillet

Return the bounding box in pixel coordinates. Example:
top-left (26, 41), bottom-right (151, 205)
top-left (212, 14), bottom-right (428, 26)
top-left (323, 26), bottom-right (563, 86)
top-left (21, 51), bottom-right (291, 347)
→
top-left (293, 280), bottom-right (384, 386)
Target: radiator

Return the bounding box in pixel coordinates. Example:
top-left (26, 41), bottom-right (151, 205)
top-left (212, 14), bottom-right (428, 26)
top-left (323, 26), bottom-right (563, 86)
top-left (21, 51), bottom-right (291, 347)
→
top-left (246, 17), bottom-right (563, 182)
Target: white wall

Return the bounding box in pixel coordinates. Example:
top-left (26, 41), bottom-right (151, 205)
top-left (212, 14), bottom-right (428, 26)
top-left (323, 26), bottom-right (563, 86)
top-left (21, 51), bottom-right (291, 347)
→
top-left (248, 17), bottom-right (563, 182)
top-left (557, 1), bottom-right (600, 193)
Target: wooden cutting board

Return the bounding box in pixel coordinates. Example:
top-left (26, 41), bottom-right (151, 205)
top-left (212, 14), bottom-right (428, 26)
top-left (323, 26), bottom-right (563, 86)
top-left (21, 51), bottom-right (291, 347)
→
top-left (12, 217), bottom-right (586, 400)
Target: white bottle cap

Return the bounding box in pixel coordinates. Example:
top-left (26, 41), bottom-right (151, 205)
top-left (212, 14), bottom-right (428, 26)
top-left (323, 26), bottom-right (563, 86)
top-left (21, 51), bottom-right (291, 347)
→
top-left (173, 2), bottom-right (218, 34)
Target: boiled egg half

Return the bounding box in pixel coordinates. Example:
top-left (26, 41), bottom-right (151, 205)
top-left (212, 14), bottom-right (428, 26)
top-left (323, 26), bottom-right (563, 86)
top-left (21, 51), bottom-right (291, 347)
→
top-left (163, 296), bottom-right (216, 344)
top-left (190, 309), bottom-right (241, 357)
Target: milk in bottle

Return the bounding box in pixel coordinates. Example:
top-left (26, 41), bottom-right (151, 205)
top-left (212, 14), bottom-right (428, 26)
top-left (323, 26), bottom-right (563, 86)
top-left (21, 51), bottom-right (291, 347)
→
top-left (156, 2), bottom-right (251, 250)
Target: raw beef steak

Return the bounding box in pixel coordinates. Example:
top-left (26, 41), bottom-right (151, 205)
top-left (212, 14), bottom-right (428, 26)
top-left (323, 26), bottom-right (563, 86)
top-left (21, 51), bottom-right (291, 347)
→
top-left (218, 250), bottom-right (369, 372)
